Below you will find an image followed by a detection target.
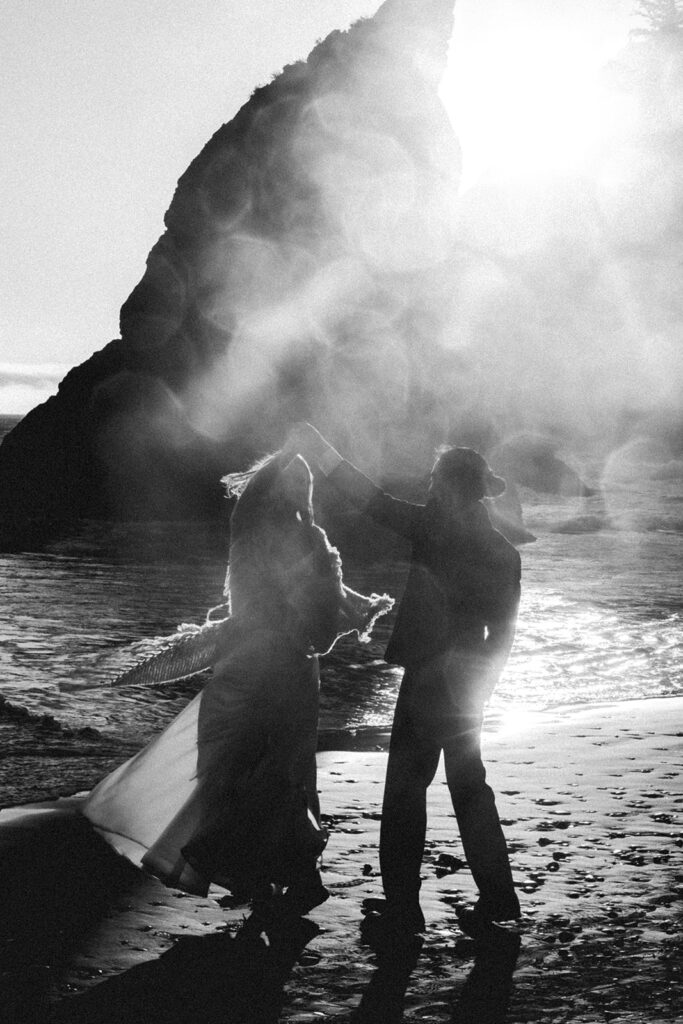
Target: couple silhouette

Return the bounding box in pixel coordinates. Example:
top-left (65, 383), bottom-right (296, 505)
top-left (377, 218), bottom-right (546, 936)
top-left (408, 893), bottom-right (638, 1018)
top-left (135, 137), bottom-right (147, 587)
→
top-left (82, 422), bottom-right (521, 951)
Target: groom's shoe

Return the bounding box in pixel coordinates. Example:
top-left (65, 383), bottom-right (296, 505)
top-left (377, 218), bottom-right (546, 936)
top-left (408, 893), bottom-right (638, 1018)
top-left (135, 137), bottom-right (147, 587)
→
top-left (360, 900), bottom-right (425, 953)
top-left (456, 906), bottom-right (520, 948)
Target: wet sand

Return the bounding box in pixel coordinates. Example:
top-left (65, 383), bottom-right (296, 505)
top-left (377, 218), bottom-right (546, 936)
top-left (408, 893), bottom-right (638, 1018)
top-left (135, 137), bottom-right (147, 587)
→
top-left (1, 697), bottom-right (681, 1023)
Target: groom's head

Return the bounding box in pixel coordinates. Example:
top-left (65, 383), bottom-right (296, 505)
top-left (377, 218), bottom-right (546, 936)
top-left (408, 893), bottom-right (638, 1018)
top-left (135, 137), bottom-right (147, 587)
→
top-left (429, 447), bottom-right (506, 508)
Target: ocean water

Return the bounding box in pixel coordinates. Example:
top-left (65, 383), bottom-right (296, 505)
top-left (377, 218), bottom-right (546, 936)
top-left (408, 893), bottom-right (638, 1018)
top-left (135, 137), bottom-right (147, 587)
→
top-left (1, 412), bottom-right (682, 804)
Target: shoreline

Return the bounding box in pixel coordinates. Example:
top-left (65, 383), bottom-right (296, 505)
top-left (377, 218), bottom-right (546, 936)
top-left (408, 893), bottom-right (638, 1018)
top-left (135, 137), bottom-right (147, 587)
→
top-left (2, 692), bottom-right (682, 809)
top-left (1, 695), bottom-right (681, 1022)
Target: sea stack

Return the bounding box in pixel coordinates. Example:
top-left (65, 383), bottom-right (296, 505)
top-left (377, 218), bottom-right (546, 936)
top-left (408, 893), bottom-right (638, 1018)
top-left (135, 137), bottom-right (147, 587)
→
top-left (0, 0), bottom-right (460, 544)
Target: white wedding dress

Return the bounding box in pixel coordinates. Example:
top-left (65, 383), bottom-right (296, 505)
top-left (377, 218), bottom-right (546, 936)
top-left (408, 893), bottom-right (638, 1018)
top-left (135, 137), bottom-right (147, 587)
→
top-left (82, 624), bottom-right (325, 897)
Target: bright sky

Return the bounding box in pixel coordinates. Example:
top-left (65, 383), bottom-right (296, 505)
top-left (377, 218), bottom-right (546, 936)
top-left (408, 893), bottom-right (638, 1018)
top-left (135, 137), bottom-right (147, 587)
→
top-left (0, 0), bottom-right (635, 414)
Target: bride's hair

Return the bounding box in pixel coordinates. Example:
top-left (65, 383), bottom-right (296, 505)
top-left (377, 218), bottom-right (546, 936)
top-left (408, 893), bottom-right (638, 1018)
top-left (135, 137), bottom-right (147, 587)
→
top-left (221, 454), bottom-right (275, 500)
top-left (222, 453), bottom-right (313, 529)
top-left (222, 452), bottom-right (344, 651)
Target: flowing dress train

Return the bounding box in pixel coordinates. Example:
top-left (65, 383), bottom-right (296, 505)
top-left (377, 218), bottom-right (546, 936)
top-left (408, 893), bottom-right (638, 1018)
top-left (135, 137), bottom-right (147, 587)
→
top-left (83, 626), bottom-right (325, 898)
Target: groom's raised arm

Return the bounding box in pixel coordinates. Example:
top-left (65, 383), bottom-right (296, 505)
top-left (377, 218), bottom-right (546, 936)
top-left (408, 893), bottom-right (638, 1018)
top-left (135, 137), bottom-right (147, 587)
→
top-left (287, 423), bottom-right (422, 540)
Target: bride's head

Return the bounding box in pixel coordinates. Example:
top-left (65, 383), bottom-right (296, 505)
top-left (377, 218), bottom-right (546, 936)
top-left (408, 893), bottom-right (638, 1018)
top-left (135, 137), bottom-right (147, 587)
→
top-left (223, 452), bottom-right (313, 533)
top-left (222, 453), bottom-right (344, 651)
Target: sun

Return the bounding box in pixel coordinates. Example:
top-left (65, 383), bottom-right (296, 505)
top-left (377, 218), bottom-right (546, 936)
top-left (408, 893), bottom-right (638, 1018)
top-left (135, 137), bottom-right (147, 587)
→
top-left (440, 18), bottom-right (630, 189)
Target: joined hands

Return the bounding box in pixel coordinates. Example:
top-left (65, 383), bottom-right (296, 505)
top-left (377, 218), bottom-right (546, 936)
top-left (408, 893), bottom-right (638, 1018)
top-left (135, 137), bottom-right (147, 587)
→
top-left (285, 422), bottom-right (342, 474)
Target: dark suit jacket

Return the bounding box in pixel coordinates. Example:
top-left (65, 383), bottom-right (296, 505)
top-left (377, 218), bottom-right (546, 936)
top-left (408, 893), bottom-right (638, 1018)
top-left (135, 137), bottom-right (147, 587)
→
top-left (329, 460), bottom-right (521, 670)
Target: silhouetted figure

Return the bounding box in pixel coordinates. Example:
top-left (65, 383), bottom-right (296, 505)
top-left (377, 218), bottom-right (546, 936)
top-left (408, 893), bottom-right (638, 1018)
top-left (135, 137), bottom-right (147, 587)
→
top-left (290, 424), bottom-right (521, 945)
top-left (82, 452), bottom-right (392, 915)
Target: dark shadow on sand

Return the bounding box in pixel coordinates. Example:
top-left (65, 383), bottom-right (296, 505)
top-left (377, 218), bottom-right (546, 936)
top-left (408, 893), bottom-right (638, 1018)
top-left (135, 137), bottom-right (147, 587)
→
top-left (0, 810), bottom-right (318, 1024)
top-left (50, 916), bottom-right (319, 1024)
top-left (351, 938), bottom-right (424, 1023)
top-left (352, 932), bottom-right (520, 1024)
top-left (450, 934), bottom-right (521, 1024)
top-left (1, 810), bottom-right (147, 1023)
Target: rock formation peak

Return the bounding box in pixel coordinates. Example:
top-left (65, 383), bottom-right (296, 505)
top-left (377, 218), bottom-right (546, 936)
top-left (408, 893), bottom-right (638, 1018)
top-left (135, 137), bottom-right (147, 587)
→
top-left (0, 1), bottom-right (460, 544)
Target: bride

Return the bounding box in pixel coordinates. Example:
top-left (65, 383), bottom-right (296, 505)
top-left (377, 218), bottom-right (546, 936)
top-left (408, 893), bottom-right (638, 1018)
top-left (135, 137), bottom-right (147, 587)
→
top-left (81, 451), bottom-right (393, 914)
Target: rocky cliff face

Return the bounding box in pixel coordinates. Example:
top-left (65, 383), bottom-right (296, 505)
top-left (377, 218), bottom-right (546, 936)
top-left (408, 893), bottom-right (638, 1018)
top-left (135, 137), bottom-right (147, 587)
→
top-left (0, 0), bottom-right (461, 543)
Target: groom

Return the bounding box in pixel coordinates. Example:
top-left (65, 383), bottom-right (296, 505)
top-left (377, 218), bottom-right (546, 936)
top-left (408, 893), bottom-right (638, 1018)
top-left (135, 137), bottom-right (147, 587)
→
top-left (289, 423), bottom-right (521, 944)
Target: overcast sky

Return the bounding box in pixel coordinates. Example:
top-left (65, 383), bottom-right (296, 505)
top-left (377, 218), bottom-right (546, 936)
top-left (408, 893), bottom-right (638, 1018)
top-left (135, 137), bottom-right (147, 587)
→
top-left (1, 0), bottom-right (635, 414)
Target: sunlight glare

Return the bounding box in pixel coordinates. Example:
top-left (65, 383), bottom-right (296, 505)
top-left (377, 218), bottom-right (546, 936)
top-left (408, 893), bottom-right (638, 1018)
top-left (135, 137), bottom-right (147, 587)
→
top-left (485, 701), bottom-right (545, 738)
top-left (441, 24), bottom-right (629, 189)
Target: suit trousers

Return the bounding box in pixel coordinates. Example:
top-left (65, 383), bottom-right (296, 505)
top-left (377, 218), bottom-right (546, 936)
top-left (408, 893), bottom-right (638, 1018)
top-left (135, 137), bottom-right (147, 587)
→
top-left (379, 652), bottom-right (520, 921)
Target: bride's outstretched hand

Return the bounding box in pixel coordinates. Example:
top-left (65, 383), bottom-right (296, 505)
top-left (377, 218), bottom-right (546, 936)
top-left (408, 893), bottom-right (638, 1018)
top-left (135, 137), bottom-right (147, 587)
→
top-left (285, 422), bottom-right (334, 466)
